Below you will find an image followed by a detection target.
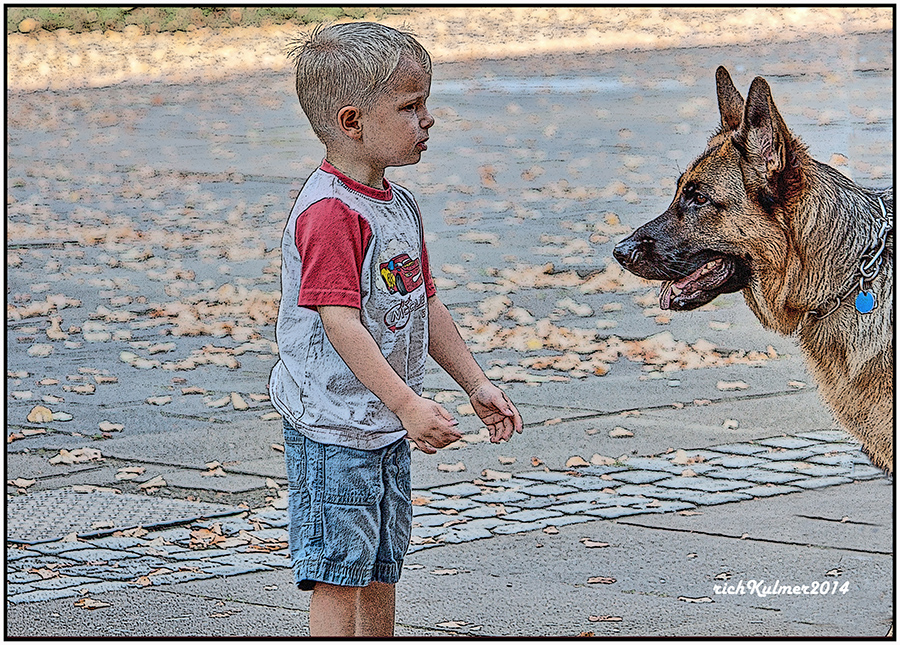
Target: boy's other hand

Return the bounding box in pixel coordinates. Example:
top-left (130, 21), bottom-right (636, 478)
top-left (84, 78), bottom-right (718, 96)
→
top-left (469, 382), bottom-right (524, 443)
top-left (398, 397), bottom-right (462, 454)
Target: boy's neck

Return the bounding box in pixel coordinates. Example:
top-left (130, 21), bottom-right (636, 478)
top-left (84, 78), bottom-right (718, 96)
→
top-left (324, 153), bottom-right (385, 189)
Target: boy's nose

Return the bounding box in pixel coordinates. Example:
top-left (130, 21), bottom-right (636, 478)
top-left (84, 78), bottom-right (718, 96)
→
top-left (420, 109), bottom-right (434, 129)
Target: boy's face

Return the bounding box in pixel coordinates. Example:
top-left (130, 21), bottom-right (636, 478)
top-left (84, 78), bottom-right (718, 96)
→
top-left (359, 55), bottom-right (434, 172)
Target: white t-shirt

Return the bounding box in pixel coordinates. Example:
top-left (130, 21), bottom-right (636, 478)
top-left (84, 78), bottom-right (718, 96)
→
top-left (269, 161), bottom-right (436, 449)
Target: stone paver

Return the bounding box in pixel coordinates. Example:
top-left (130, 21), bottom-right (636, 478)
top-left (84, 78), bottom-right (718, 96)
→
top-left (5, 429), bottom-right (882, 604)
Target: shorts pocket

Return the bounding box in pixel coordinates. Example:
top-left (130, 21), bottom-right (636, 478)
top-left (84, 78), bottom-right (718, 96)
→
top-left (322, 444), bottom-right (383, 506)
top-left (282, 423), bottom-right (307, 488)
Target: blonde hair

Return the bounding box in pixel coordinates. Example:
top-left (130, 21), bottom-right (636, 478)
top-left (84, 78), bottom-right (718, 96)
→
top-left (288, 22), bottom-right (432, 143)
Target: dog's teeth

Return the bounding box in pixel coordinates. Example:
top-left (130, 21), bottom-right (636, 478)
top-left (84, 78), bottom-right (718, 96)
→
top-left (670, 284), bottom-right (682, 296)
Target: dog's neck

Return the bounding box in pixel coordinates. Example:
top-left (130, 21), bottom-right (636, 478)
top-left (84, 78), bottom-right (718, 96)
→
top-left (792, 161), bottom-right (892, 322)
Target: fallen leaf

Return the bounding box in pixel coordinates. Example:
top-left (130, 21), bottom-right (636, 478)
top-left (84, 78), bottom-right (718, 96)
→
top-left (437, 620), bottom-right (473, 629)
top-left (438, 462), bottom-right (466, 473)
top-left (481, 469), bottom-right (512, 481)
top-left (138, 475), bottom-right (167, 490)
top-left (72, 485), bottom-right (120, 494)
top-left (431, 568), bottom-right (465, 576)
top-left (207, 395), bottom-right (231, 408)
top-left (716, 380), bottom-right (749, 391)
top-left (98, 421), bottom-right (124, 432)
top-left (590, 454), bottom-right (616, 466)
top-left (115, 467), bottom-right (146, 480)
top-left (681, 468), bottom-right (697, 477)
top-left (544, 417), bottom-right (562, 426)
top-left (566, 455), bottom-right (590, 468)
top-left (543, 526), bottom-right (560, 535)
top-left (74, 598), bottom-right (110, 610)
top-left (456, 402), bottom-right (475, 416)
top-left (271, 443), bottom-right (285, 453)
top-left (589, 615), bottom-right (622, 622)
top-left (50, 448), bottom-right (103, 465)
top-left (587, 576), bottom-right (616, 585)
top-left (609, 427), bottom-right (633, 438)
top-left (27, 343), bottom-right (54, 357)
top-left (26, 405), bottom-right (54, 423)
top-left (825, 568), bottom-right (843, 577)
top-left (498, 456), bottom-right (516, 465)
top-left (8, 477), bottom-right (36, 488)
top-left (531, 457), bottom-right (544, 467)
top-left (580, 539), bottom-right (610, 548)
top-left (678, 596), bottom-right (714, 603)
top-left (231, 392), bottom-right (249, 410)
top-left (181, 386), bottom-right (207, 395)
top-left (677, 510), bottom-right (703, 516)
top-left (118, 526), bottom-right (149, 538)
top-left (714, 572), bottom-right (732, 580)
top-left (145, 396), bottom-right (172, 406)
top-left (30, 567), bottom-right (60, 580)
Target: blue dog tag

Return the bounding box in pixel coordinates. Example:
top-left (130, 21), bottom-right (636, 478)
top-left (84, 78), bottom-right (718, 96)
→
top-left (855, 291), bottom-right (876, 314)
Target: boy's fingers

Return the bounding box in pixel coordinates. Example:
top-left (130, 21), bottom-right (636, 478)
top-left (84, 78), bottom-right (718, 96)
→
top-left (413, 437), bottom-right (436, 454)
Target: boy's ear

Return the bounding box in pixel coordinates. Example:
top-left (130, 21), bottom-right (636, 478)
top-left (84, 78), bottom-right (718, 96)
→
top-left (337, 106), bottom-right (363, 140)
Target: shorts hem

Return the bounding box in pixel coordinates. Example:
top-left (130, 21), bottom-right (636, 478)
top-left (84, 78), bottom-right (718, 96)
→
top-left (293, 558), bottom-right (402, 589)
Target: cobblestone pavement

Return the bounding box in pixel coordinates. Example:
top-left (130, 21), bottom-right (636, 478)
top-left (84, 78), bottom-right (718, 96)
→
top-left (7, 429), bottom-right (883, 605)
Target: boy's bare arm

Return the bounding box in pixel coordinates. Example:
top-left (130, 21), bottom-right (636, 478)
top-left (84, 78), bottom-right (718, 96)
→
top-left (427, 295), bottom-right (523, 443)
top-left (317, 305), bottom-right (462, 453)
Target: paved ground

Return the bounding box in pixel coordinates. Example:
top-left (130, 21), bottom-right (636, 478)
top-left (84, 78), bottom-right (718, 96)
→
top-left (6, 23), bottom-right (893, 638)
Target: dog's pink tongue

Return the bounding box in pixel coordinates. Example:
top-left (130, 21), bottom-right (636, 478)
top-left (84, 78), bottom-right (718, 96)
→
top-left (674, 265), bottom-right (705, 290)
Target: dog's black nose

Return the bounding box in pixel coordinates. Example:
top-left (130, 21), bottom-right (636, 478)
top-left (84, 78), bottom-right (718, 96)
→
top-left (613, 235), bottom-right (642, 268)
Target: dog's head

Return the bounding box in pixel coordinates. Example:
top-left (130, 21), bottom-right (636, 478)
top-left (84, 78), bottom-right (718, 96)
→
top-left (614, 67), bottom-right (800, 311)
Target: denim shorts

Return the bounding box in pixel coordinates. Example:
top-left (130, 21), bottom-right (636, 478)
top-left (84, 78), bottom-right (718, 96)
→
top-left (282, 420), bottom-right (412, 590)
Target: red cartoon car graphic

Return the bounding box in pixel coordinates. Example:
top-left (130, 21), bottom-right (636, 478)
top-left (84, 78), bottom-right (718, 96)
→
top-left (380, 253), bottom-right (423, 296)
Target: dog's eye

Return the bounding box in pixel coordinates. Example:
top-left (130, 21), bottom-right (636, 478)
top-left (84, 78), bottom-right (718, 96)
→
top-left (694, 193), bottom-right (708, 205)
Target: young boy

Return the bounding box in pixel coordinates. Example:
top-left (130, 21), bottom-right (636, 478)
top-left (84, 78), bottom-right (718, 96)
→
top-left (269, 22), bottom-right (524, 637)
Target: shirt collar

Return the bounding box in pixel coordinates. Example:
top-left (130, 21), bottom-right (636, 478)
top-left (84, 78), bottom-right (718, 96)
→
top-left (320, 160), bottom-right (393, 201)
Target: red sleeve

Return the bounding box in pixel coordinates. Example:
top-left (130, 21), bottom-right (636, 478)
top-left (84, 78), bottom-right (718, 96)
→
top-left (421, 240), bottom-right (436, 298)
top-left (294, 198), bottom-right (373, 309)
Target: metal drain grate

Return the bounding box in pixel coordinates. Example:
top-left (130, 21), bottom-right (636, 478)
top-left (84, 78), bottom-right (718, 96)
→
top-left (6, 489), bottom-right (244, 544)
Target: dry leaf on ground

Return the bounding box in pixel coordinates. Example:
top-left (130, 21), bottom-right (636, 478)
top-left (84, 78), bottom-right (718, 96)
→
top-left (138, 475), bottom-right (166, 490)
top-left (74, 598), bottom-right (111, 610)
top-left (438, 462), bottom-right (466, 473)
top-left (717, 380), bottom-right (749, 391)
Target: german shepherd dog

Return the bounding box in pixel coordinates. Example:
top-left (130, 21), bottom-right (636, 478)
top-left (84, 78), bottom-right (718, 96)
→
top-left (613, 67), bottom-right (893, 474)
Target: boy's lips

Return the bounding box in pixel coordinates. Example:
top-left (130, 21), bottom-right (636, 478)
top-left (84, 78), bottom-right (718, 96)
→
top-left (416, 139), bottom-right (428, 151)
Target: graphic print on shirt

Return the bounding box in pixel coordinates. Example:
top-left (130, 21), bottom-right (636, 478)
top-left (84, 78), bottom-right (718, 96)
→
top-left (379, 252), bottom-right (424, 296)
top-left (377, 244), bottom-right (427, 332)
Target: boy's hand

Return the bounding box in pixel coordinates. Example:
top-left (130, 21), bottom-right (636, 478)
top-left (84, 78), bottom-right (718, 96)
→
top-left (397, 396), bottom-right (462, 454)
top-left (469, 382), bottom-right (523, 443)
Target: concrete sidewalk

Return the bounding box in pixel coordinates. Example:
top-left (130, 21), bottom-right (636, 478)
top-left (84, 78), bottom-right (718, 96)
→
top-left (6, 28), bottom-right (893, 638)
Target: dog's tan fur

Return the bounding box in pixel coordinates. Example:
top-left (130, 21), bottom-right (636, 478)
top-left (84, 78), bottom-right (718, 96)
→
top-left (615, 67), bottom-right (893, 473)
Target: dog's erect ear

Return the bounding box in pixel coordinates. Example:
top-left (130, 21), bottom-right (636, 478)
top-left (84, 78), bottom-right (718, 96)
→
top-left (715, 66), bottom-right (744, 132)
top-left (734, 76), bottom-right (791, 177)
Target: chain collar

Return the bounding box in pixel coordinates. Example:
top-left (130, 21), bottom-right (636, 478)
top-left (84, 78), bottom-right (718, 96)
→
top-left (808, 196), bottom-right (892, 320)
